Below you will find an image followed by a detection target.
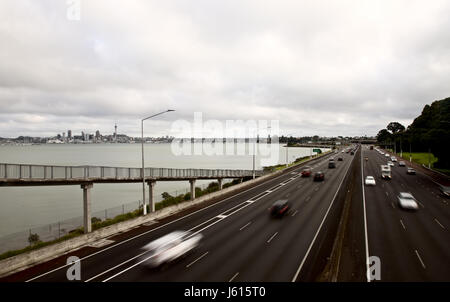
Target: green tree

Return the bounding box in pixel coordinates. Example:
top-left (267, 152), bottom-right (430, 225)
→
top-left (387, 122), bottom-right (405, 134)
top-left (376, 129), bottom-right (392, 143)
top-left (161, 192), bottom-right (173, 200)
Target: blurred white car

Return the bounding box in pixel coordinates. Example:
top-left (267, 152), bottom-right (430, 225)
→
top-left (143, 231), bottom-right (203, 268)
top-left (397, 192), bottom-right (419, 210)
top-left (365, 176), bottom-right (376, 186)
top-left (387, 161), bottom-right (394, 167)
top-left (391, 156), bottom-right (397, 162)
top-left (385, 154), bottom-right (390, 157)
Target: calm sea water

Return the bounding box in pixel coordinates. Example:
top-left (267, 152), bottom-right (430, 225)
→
top-left (0, 143), bottom-right (327, 236)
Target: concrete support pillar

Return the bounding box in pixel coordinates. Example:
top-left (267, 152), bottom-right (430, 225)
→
top-left (189, 179), bottom-right (196, 200)
top-left (81, 183), bottom-right (93, 234)
top-left (148, 181), bottom-right (156, 213)
top-left (218, 178), bottom-right (223, 190)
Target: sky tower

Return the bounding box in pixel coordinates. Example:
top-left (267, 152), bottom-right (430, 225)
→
top-left (114, 123), bottom-right (117, 142)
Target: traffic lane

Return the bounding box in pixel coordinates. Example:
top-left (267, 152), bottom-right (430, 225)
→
top-left (80, 153), bottom-right (340, 282)
top-left (237, 154), bottom-right (355, 281)
top-left (364, 149), bottom-right (448, 281)
top-left (390, 165), bottom-right (449, 224)
top-left (363, 149), bottom-right (427, 281)
top-left (29, 155), bottom-right (334, 282)
top-left (381, 174), bottom-right (450, 281)
top-left (108, 152), bottom-right (354, 281)
top-left (373, 150), bottom-right (449, 226)
top-left (384, 165), bottom-right (450, 280)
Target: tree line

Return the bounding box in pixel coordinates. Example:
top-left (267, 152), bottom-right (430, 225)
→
top-left (376, 97), bottom-right (450, 169)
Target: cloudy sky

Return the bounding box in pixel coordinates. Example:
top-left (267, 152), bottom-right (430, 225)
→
top-left (1, 0), bottom-right (449, 138)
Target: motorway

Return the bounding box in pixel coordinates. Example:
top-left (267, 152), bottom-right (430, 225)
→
top-left (362, 146), bottom-right (450, 281)
top-left (5, 149), bottom-right (356, 282)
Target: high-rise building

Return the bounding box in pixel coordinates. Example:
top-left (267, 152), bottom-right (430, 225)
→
top-left (114, 124), bottom-right (117, 142)
top-left (68, 130), bottom-right (72, 139)
top-left (95, 130), bottom-right (101, 139)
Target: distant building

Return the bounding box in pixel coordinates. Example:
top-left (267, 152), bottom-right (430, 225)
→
top-left (68, 130), bottom-right (72, 139)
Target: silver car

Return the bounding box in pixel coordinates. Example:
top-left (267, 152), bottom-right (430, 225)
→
top-left (397, 192), bottom-right (419, 210)
top-left (143, 231), bottom-right (203, 268)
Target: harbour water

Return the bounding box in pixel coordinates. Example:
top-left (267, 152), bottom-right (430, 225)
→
top-left (0, 143), bottom-right (328, 237)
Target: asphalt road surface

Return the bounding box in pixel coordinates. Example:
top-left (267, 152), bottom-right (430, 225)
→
top-left (362, 147), bottom-right (450, 281)
top-left (10, 149), bottom-right (356, 282)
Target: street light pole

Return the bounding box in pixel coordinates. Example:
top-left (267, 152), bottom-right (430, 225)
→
top-left (141, 109), bottom-right (175, 215)
top-left (252, 126), bottom-right (271, 179)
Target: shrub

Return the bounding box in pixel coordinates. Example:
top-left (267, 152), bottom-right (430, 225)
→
top-left (28, 233), bottom-right (40, 245)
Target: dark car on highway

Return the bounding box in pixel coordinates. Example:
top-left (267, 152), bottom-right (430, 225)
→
top-left (270, 200), bottom-right (291, 218)
top-left (338, 157), bottom-right (343, 161)
top-left (407, 168), bottom-right (416, 175)
top-left (313, 171), bottom-right (325, 181)
top-left (328, 160), bottom-right (336, 168)
top-left (301, 166), bottom-right (312, 177)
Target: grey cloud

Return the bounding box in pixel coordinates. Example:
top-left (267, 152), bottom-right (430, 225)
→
top-left (1, 0), bottom-right (450, 138)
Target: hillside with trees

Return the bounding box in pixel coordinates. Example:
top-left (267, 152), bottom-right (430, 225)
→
top-left (377, 97), bottom-right (450, 170)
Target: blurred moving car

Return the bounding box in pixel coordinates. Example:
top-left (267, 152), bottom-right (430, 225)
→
top-left (397, 192), bottom-right (419, 210)
top-left (365, 176), bottom-right (376, 186)
top-left (338, 157), bottom-right (343, 161)
top-left (391, 156), bottom-right (397, 162)
top-left (385, 154), bottom-right (390, 157)
top-left (398, 161), bottom-right (406, 167)
top-left (270, 200), bottom-right (291, 218)
top-left (143, 231), bottom-right (203, 268)
top-left (301, 166), bottom-right (312, 177)
top-left (328, 160), bottom-right (336, 168)
top-left (313, 171), bottom-right (325, 181)
top-left (387, 161), bottom-right (394, 167)
top-left (407, 168), bottom-right (416, 175)
top-left (439, 185), bottom-right (450, 198)
top-left (381, 165), bottom-right (391, 179)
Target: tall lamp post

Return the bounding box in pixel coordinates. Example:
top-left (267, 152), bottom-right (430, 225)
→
top-left (141, 110), bottom-right (175, 215)
top-left (252, 126), bottom-right (271, 179)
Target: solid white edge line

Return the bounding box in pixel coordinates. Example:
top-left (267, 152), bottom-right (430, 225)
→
top-left (290, 148), bottom-right (355, 282)
top-left (84, 250), bottom-right (149, 282)
top-left (362, 148), bottom-right (370, 282)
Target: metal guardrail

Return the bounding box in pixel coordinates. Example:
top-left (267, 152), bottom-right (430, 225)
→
top-left (0, 163), bottom-right (262, 181)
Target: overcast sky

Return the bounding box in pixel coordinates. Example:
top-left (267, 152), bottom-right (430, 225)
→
top-left (0, 0), bottom-right (449, 138)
